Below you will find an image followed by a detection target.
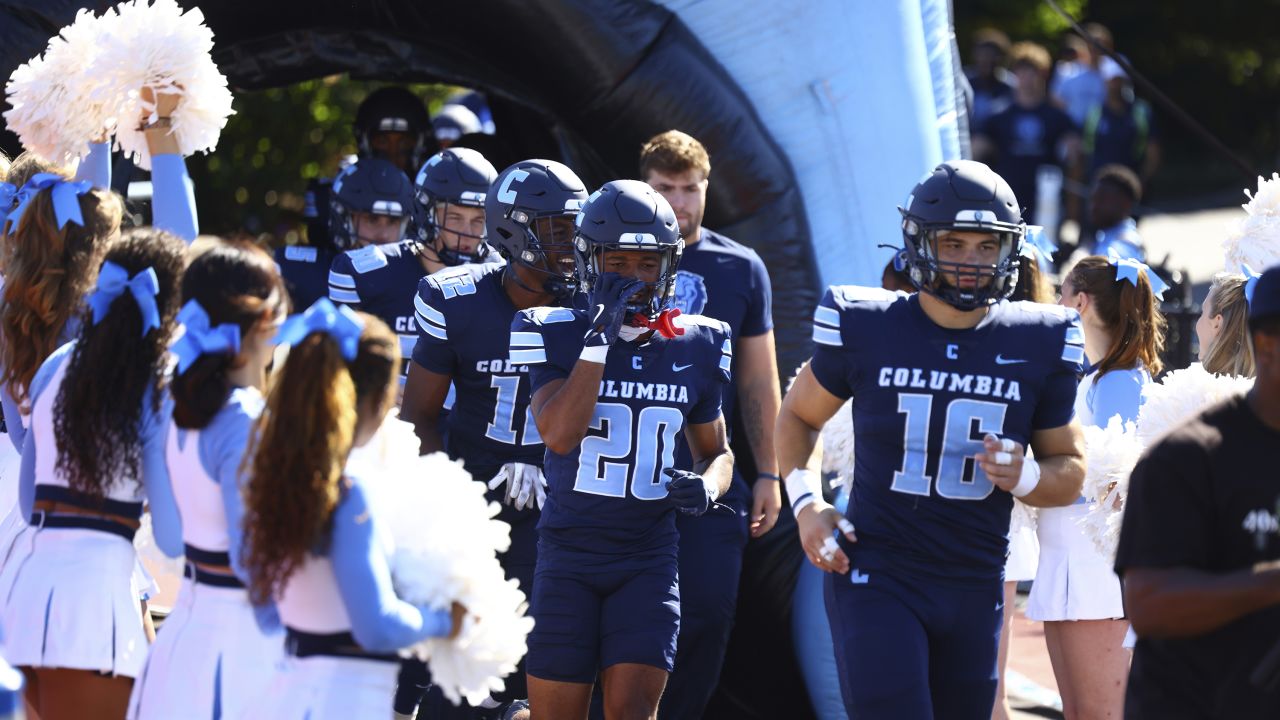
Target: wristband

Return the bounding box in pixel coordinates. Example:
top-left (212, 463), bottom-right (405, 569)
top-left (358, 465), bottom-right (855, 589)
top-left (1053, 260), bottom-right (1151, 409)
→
top-left (1010, 456), bottom-right (1041, 498)
top-left (579, 344), bottom-right (609, 364)
top-left (784, 468), bottom-right (823, 515)
top-left (757, 472), bottom-right (781, 482)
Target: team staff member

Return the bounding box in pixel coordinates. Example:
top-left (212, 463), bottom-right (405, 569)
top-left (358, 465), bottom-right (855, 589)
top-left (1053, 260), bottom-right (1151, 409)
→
top-left (1116, 265), bottom-right (1280, 719)
top-left (640, 130), bottom-right (782, 719)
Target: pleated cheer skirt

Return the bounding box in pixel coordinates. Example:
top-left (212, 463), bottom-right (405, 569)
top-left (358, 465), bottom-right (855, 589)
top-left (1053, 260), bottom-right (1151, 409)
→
top-left (0, 524), bottom-right (148, 676)
top-left (244, 654), bottom-right (400, 720)
top-left (1026, 503), bottom-right (1125, 621)
top-left (128, 576), bottom-right (284, 719)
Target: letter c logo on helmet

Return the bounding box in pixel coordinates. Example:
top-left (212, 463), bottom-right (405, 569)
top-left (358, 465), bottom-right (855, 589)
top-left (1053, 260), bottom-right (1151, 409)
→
top-left (497, 169), bottom-right (530, 204)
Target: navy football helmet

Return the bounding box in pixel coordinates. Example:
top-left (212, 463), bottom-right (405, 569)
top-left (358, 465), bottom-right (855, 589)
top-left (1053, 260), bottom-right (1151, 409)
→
top-left (899, 160), bottom-right (1025, 310)
top-left (413, 148), bottom-right (498, 266)
top-left (486, 160), bottom-right (588, 299)
top-left (573, 180), bottom-right (683, 322)
top-left (329, 157), bottom-right (414, 249)
top-left (354, 87), bottom-right (431, 173)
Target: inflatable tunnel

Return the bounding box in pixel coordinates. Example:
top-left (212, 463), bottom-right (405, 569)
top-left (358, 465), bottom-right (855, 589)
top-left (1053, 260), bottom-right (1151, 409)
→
top-left (0, 2), bottom-right (965, 717)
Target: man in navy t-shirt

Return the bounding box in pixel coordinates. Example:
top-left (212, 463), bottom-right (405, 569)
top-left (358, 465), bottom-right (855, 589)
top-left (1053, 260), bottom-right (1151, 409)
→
top-left (517, 181), bottom-right (734, 720)
top-left (640, 130), bottom-right (782, 718)
top-left (974, 41), bottom-right (1081, 226)
top-left (777, 160), bottom-right (1086, 718)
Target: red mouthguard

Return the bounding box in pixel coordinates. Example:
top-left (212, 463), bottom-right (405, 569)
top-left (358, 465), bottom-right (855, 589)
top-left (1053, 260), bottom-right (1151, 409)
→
top-left (631, 308), bottom-right (685, 339)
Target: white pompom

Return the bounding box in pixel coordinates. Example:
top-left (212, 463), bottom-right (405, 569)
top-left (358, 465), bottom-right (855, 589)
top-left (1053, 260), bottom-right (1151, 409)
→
top-left (1076, 418), bottom-right (1144, 559)
top-left (1137, 363), bottom-right (1252, 446)
top-left (133, 511), bottom-right (184, 579)
top-left (3, 9), bottom-right (121, 166)
top-left (360, 420), bottom-right (532, 707)
top-left (98, 0), bottom-right (235, 169)
top-left (1221, 174), bottom-right (1280, 272)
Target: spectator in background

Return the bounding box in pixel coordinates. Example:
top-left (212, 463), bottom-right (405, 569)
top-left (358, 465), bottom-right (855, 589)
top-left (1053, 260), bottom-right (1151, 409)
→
top-left (974, 41), bottom-right (1080, 227)
top-left (1084, 58), bottom-right (1161, 187)
top-left (964, 29), bottom-right (1016, 128)
top-left (1052, 22), bottom-right (1113, 127)
top-left (433, 104), bottom-right (483, 151)
top-left (1050, 34), bottom-right (1091, 95)
top-left (1090, 164), bottom-right (1146, 261)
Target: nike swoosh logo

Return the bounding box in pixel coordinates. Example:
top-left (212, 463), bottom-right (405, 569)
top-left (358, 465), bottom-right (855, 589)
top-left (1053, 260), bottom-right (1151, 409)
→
top-left (591, 304), bottom-right (606, 326)
top-left (994, 355), bottom-right (1027, 365)
top-left (672, 363), bottom-right (693, 372)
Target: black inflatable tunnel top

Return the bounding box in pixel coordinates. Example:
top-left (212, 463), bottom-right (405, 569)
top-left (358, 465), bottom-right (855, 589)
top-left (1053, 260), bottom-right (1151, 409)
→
top-left (0, 0), bottom-right (819, 378)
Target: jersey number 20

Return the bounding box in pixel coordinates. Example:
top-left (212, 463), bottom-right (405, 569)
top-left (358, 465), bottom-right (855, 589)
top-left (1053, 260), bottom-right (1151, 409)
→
top-left (574, 402), bottom-right (684, 500)
top-left (892, 394), bottom-right (1007, 500)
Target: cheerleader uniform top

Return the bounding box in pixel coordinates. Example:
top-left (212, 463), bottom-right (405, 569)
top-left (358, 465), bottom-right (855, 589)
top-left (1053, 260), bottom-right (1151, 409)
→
top-left (17, 341), bottom-right (182, 555)
top-left (1076, 362), bottom-right (1150, 428)
top-left (274, 467), bottom-right (452, 653)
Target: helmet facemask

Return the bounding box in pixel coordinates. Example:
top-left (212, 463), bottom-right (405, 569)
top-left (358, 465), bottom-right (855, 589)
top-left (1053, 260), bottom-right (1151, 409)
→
top-left (506, 212), bottom-right (579, 299)
top-left (417, 193), bottom-right (491, 266)
top-left (901, 214), bottom-right (1023, 310)
top-left (575, 237), bottom-right (685, 324)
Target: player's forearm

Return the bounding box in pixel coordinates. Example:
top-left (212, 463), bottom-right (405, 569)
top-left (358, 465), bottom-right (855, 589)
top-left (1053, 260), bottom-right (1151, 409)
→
top-left (692, 447), bottom-right (735, 497)
top-left (1017, 452), bottom-right (1084, 507)
top-left (775, 403), bottom-right (821, 479)
top-left (1125, 566), bottom-right (1280, 638)
top-left (740, 375), bottom-right (781, 475)
top-left (536, 360), bottom-right (606, 455)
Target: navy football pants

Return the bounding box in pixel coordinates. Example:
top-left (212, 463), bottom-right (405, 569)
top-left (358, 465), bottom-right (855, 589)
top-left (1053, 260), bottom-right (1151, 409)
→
top-left (824, 564), bottom-right (1003, 720)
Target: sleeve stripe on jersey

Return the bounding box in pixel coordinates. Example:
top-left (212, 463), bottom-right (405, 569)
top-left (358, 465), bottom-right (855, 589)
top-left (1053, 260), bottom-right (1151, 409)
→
top-left (814, 305), bottom-right (841, 329)
top-left (328, 271), bottom-right (356, 289)
top-left (398, 335), bottom-right (416, 360)
top-left (414, 295), bottom-right (446, 327)
top-left (813, 325), bottom-right (842, 346)
top-left (1061, 345), bottom-right (1086, 364)
top-left (510, 348), bottom-right (547, 364)
top-left (330, 287), bottom-right (361, 304)
top-left (416, 313), bottom-right (447, 340)
top-left (719, 354), bottom-right (732, 373)
top-left (511, 331), bottom-right (545, 348)
top-left (1065, 325), bottom-right (1084, 345)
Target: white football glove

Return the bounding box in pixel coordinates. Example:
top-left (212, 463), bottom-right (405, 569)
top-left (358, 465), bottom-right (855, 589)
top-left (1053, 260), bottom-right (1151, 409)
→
top-left (487, 462), bottom-right (547, 511)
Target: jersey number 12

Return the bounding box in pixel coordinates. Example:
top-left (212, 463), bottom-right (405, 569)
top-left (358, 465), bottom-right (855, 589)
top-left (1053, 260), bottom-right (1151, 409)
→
top-left (891, 394), bottom-right (1007, 501)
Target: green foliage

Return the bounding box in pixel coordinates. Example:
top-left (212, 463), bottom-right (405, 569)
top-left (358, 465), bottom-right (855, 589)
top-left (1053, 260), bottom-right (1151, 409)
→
top-left (186, 76), bottom-right (457, 241)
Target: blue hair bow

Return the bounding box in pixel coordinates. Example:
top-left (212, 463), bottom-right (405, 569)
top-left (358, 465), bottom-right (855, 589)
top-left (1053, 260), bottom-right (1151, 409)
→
top-left (170, 300), bottom-right (242, 374)
top-left (0, 182), bottom-right (17, 231)
top-left (1242, 264), bottom-right (1260, 308)
top-left (87, 260), bottom-right (162, 335)
top-left (274, 297), bottom-right (365, 361)
top-left (1108, 250), bottom-right (1169, 300)
top-left (8, 173), bottom-right (93, 231)
top-left (1022, 225), bottom-right (1058, 274)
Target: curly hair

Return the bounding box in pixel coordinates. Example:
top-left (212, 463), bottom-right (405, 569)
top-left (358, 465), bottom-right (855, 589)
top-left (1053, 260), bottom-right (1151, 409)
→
top-left (52, 228), bottom-right (186, 501)
top-left (2, 185), bottom-right (122, 409)
top-left (243, 313), bottom-right (400, 605)
top-left (1066, 255), bottom-right (1167, 380)
top-left (172, 240), bottom-right (288, 429)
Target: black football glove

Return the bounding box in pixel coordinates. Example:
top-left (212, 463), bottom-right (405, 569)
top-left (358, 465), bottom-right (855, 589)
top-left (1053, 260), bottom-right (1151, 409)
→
top-left (664, 468), bottom-right (716, 517)
top-left (583, 272), bottom-right (645, 348)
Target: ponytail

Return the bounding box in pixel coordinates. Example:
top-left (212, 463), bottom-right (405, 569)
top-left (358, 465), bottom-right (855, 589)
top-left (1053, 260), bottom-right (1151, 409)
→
top-left (1067, 255), bottom-right (1166, 380)
top-left (243, 312), bottom-right (399, 605)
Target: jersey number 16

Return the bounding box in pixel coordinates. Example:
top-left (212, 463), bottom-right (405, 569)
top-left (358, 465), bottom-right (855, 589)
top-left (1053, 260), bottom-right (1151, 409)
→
top-left (891, 394), bottom-right (1007, 501)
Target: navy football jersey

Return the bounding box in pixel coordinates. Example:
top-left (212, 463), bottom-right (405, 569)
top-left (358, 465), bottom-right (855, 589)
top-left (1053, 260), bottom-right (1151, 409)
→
top-left (511, 308), bottom-right (732, 568)
top-left (412, 262), bottom-right (543, 471)
top-left (275, 245), bottom-right (336, 313)
top-left (329, 240), bottom-right (430, 374)
top-left (669, 229), bottom-right (772, 477)
top-left (808, 287), bottom-right (1083, 582)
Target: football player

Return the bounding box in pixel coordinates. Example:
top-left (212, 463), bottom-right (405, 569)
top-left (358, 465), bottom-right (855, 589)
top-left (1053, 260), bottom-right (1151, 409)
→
top-left (513, 180), bottom-right (734, 719)
top-left (328, 151), bottom-right (491, 382)
top-left (776, 160), bottom-right (1087, 719)
top-left (398, 159), bottom-right (586, 718)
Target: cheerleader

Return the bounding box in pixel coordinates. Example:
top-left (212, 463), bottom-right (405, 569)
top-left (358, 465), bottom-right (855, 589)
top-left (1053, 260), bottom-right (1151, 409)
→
top-left (0, 229), bottom-right (187, 720)
top-left (1197, 269), bottom-right (1257, 377)
top-left (242, 300), bottom-right (465, 719)
top-left (127, 240), bottom-right (288, 719)
top-left (1028, 254), bottom-right (1167, 719)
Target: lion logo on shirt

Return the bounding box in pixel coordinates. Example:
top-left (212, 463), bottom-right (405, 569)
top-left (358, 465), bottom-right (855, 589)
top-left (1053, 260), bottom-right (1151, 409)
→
top-left (673, 270), bottom-right (708, 315)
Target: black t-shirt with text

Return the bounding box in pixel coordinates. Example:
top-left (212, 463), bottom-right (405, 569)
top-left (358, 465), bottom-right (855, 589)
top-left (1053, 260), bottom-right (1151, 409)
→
top-left (978, 101), bottom-right (1077, 224)
top-left (1115, 395), bottom-right (1280, 719)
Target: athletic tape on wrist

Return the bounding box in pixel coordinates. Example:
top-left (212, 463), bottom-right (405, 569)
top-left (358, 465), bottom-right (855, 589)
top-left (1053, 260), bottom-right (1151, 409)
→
top-left (579, 344), bottom-right (609, 364)
top-left (1010, 456), bottom-right (1041, 498)
top-left (785, 468), bottom-right (823, 514)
